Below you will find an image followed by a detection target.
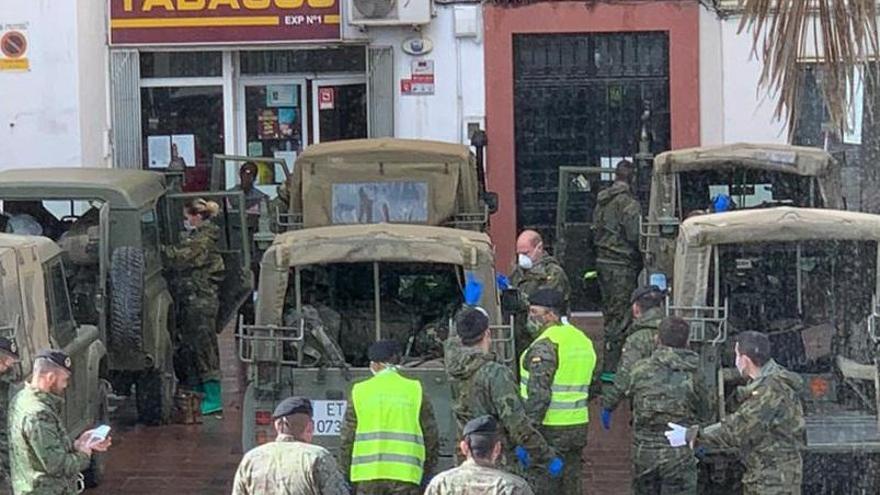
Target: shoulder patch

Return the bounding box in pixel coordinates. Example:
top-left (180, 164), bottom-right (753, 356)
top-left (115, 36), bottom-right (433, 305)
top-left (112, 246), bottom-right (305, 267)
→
top-left (531, 357), bottom-right (542, 364)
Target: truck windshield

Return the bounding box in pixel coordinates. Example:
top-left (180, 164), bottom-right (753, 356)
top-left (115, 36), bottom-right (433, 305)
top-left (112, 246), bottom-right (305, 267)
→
top-left (285, 261), bottom-right (464, 366)
top-left (678, 169), bottom-right (820, 217)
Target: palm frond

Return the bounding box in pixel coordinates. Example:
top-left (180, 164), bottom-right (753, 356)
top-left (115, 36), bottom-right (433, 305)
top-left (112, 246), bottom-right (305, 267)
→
top-left (738, 0), bottom-right (880, 139)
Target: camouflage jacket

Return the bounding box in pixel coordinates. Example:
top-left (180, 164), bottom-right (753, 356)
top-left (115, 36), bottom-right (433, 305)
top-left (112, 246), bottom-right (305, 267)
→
top-left (592, 182), bottom-right (641, 265)
top-left (425, 459), bottom-right (534, 495)
top-left (9, 385), bottom-right (90, 495)
top-left (601, 307), bottom-right (664, 410)
top-left (696, 360), bottom-right (805, 486)
top-left (520, 326), bottom-right (596, 452)
top-left (509, 255), bottom-right (571, 312)
top-left (625, 346), bottom-right (709, 447)
top-left (161, 221), bottom-right (225, 296)
top-left (443, 339), bottom-right (555, 463)
top-left (0, 377), bottom-right (11, 490)
top-left (338, 369), bottom-right (440, 483)
top-left (232, 436), bottom-right (349, 495)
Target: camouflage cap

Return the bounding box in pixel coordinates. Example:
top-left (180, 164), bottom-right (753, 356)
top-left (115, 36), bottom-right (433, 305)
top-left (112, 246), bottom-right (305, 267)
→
top-left (0, 337), bottom-right (19, 360)
top-left (35, 349), bottom-right (72, 372)
top-left (273, 396), bottom-right (313, 419)
top-left (462, 415), bottom-right (497, 437)
top-left (630, 285), bottom-right (666, 305)
top-left (529, 288), bottom-right (564, 311)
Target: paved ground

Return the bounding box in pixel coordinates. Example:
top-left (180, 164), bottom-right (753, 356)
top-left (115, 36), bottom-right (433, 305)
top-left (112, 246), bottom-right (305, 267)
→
top-left (91, 314), bottom-right (633, 494)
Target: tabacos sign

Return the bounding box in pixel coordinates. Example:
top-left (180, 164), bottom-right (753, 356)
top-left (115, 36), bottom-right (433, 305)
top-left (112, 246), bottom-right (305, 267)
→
top-left (109, 0), bottom-right (341, 45)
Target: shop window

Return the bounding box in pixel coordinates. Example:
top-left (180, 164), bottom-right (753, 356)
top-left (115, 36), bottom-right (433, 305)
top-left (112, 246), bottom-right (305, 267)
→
top-left (244, 84), bottom-right (305, 156)
top-left (317, 83), bottom-right (368, 142)
top-left (240, 47), bottom-right (366, 74)
top-left (140, 52), bottom-right (222, 78)
top-left (141, 86), bottom-right (224, 180)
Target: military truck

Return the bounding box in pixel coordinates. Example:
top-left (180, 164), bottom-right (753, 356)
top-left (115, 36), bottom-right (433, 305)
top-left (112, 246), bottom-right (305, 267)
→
top-left (642, 143), bottom-right (844, 286)
top-left (0, 168), bottom-right (252, 424)
top-left (669, 207), bottom-right (880, 493)
top-left (0, 233), bottom-right (108, 486)
top-left (238, 139), bottom-right (509, 462)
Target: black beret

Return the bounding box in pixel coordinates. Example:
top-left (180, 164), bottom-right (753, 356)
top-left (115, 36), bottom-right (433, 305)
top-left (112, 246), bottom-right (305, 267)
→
top-left (273, 396), bottom-right (313, 419)
top-left (630, 285), bottom-right (665, 304)
top-left (368, 340), bottom-right (402, 363)
top-left (35, 349), bottom-right (72, 372)
top-left (462, 415), bottom-right (497, 437)
top-left (0, 338), bottom-right (19, 360)
top-left (529, 288), bottom-right (564, 310)
top-left (457, 309), bottom-right (489, 342)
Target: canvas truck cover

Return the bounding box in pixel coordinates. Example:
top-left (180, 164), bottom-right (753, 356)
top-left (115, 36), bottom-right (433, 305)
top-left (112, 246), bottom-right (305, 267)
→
top-left (0, 168), bottom-right (166, 210)
top-left (673, 207), bottom-right (880, 308)
top-left (255, 223), bottom-right (498, 325)
top-left (650, 143), bottom-right (844, 219)
top-left (288, 138), bottom-right (481, 227)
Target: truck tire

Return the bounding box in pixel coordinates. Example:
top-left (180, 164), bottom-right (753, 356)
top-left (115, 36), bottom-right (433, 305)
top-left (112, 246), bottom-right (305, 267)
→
top-left (109, 247), bottom-right (145, 351)
top-left (83, 380), bottom-right (111, 488)
top-left (136, 336), bottom-right (176, 425)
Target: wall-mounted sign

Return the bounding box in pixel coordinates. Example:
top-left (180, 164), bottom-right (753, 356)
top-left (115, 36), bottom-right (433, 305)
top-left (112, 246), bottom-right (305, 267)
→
top-left (402, 37), bottom-right (432, 56)
top-left (401, 59), bottom-right (434, 96)
top-left (318, 87), bottom-right (335, 110)
top-left (0, 24), bottom-right (30, 71)
top-left (109, 0), bottom-right (341, 45)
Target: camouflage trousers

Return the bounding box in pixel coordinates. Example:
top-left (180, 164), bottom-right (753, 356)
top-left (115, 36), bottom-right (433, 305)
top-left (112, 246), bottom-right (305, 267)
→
top-left (353, 480), bottom-right (421, 494)
top-left (0, 380), bottom-right (9, 495)
top-left (632, 444), bottom-right (697, 495)
top-left (597, 262), bottom-right (639, 373)
top-left (177, 293), bottom-right (221, 385)
top-left (743, 456), bottom-right (802, 495)
top-left (526, 446), bottom-right (584, 495)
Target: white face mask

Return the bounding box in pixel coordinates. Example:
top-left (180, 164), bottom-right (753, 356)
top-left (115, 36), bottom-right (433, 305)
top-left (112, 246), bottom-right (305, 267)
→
top-left (183, 218), bottom-right (195, 231)
top-left (517, 253), bottom-right (533, 270)
top-left (735, 353), bottom-right (747, 377)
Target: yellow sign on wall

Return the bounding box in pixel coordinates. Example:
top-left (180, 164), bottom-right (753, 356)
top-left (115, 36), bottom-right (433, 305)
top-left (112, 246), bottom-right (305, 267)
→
top-left (0, 24), bottom-right (30, 72)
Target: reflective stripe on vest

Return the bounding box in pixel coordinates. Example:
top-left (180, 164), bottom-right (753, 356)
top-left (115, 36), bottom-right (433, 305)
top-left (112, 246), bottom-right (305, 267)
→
top-left (350, 369), bottom-right (425, 484)
top-left (520, 322), bottom-right (596, 426)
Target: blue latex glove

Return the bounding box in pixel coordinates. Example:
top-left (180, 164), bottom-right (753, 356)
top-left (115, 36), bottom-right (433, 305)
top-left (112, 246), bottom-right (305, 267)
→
top-left (496, 273), bottom-right (511, 290)
top-left (463, 272), bottom-right (483, 306)
top-left (514, 445), bottom-right (531, 469)
top-left (695, 446), bottom-right (707, 460)
top-left (601, 408), bottom-right (613, 430)
top-left (548, 456), bottom-right (564, 478)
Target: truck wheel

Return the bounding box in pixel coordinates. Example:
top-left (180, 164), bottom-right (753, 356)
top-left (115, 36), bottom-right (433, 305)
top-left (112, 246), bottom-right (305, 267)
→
top-left (136, 340), bottom-right (176, 425)
top-left (109, 247), bottom-right (145, 351)
top-left (83, 380), bottom-right (111, 488)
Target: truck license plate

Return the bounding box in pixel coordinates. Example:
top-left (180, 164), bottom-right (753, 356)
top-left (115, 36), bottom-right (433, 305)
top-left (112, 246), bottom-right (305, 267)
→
top-left (312, 400), bottom-right (347, 436)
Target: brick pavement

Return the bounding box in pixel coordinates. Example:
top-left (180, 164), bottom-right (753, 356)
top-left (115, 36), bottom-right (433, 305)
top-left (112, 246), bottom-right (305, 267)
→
top-left (90, 315), bottom-right (634, 494)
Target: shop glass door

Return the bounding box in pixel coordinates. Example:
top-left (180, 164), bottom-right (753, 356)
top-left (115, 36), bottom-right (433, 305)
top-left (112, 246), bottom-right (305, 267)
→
top-left (311, 79), bottom-right (368, 143)
top-left (239, 80), bottom-right (306, 172)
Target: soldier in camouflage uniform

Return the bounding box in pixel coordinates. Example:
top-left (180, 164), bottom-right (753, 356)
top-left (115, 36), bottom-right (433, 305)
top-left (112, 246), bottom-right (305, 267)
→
top-left (680, 331), bottom-right (805, 495)
top-left (601, 286), bottom-right (666, 421)
top-left (444, 309), bottom-right (557, 471)
top-left (620, 317), bottom-right (709, 494)
top-left (426, 415), bottom-right (533, 495)
top-left (233, 396), bottom-right (349, 495)
top-left (520, 289), bottom-right (596, 495)
top-left (9, 350), bottom-right (111, 495)
top-left (509, 230), bottom-right (571, 360)
top-left (0, 337), bottom-right (20, 494)
top-left (162, 199), bottom-right (226, 414)
top-left (592, 160), bottom-right (643, 375)
top-left (339, 340), bottom-right (439, 494)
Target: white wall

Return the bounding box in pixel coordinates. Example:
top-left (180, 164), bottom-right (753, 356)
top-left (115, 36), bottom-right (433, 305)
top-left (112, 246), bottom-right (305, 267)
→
top-left (699, 7), bottom-right (788, 145)
top-left (0, 0), bottom-right (107, 169)
top-left (344, 4), bottom-right (485, 144)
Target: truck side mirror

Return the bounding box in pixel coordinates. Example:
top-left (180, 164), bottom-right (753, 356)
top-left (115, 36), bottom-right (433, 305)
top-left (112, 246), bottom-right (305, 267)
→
top-left (501, 288), bottom-right (521, 313)
top-left (483, 192), bottom-right (499, 215)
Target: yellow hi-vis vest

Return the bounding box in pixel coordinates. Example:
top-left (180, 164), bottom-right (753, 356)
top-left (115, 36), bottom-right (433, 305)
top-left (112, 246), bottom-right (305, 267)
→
top-left (520, 322), bottom-right (596, 426)
top-left (350, 368), bottom-right (425, 484)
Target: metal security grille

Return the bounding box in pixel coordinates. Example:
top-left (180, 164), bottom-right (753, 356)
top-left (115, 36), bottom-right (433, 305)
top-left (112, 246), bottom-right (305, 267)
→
top-left (513, 32), bottom-right (671, 242)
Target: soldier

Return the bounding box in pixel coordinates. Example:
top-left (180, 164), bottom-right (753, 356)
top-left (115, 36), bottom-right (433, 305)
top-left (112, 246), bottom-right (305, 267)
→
top-left (232, 396), bottom-right (349, 495)
top-left (509, 230), bottom-right (571, 358)
top-left (0, 337), bottom-right (20, 493)
top-left (162, 198), bottom-right (225, 415)
top-left (425, 415), bottom-right (533, 495)
top-left (339, 340), bottom-right (439, 494)
top-left (444, 309), bottom-right (559, 472)
top-left (619, 317), bottom-right (709, 494)
top-left (592, 159), bottom-right (642, 376)
top-left (519, 289), bottom-right (596, 494)
top-left (600, 285), bottom-right (666, 427)
top-left (667, 331), bottom-right (805, 495)
top-left (9, 350), bottom-right (111, 495)
top-left (231, 161), bottom-right (270, 215)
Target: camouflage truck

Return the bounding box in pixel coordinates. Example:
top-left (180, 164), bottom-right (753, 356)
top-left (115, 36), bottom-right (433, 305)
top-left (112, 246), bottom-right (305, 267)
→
top-left (0, 233), bottom-right (108, 486)
top-left (669, 207), bottom-right (880, 493)
top-left (238, 138), bottom-right (508, 465)
top-left (642, 143), bottom-right (844, 287)
top-left (0, 168), bottom-right (252, 424)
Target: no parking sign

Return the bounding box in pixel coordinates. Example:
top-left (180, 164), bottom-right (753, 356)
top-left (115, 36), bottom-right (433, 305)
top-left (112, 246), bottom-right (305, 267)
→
top-left (0, 24), bottom-right (29, 71)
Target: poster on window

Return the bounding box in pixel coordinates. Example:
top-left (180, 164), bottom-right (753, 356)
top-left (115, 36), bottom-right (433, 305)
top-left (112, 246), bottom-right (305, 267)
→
top-left (278, 108), bottom-right (297, 137)
top-left (267, 85), bottom-right (297, 107)
top-left (332, 181), bottom-right (428, 224)
top-left (258, 109), bottom-right (280, 140)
